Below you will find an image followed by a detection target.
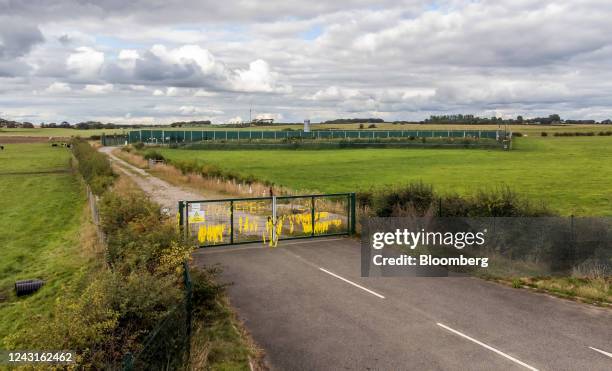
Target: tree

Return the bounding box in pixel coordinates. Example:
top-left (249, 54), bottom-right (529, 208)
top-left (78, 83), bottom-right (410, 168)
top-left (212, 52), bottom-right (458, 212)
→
top-left (516, 115), bottom-right (523, 123)
top-left (549, 114), bottom-right (561, 122)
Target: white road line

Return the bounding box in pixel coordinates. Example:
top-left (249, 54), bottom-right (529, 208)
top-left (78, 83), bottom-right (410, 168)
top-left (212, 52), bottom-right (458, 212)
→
top-left (318, 267), bottom-right (385, 299)
top-left (282, 237), bottom-right (346, 246)
top-left (436, 323), bottom-right (539, 371)
top-left (589, 346), bottom-right (612, 359)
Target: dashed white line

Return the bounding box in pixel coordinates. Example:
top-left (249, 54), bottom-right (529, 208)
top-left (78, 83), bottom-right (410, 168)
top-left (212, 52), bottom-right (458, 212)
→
top-left (318, 267), bottom-right (385, 299)
top-left (436, 323), bottom-right (539, 371)
top-left (589, 346), bottom-right (612, 359)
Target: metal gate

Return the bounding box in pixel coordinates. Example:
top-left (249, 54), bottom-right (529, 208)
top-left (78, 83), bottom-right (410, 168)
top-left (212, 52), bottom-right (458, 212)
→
top-left (179, 193), bottom-right (356, 247)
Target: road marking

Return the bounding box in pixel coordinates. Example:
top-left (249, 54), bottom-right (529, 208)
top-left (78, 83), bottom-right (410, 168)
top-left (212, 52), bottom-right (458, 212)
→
top-left (318, 267), bottom-right (385, 299)
top-left (436, 323), bottom-right (539, 371)
top-left (282, 237), bottom-right (346, 246)
top-left (589, 346), bottom-right (612, 359)
top-left (196, 245), bottom-right (265, 254)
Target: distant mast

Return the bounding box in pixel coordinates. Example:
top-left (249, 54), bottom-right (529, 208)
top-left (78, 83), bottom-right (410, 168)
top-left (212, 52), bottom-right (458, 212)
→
top-left (304, 119), bottom-right (311, 133)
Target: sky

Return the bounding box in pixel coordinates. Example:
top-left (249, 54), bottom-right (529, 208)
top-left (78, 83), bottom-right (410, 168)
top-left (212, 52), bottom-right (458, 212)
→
top-left (1, 0), bottom-right (612, 124)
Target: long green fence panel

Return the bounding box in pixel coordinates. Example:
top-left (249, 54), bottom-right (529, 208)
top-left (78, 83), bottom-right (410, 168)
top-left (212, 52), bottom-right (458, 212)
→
top-left (128, 129), bottom-right (499, 143)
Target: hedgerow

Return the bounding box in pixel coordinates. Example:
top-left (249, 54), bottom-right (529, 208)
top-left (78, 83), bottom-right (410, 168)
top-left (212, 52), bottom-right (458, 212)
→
top-left (360, 182), bottom-right (552, 217)
top-left (70, 138), bottom-right (115, 194)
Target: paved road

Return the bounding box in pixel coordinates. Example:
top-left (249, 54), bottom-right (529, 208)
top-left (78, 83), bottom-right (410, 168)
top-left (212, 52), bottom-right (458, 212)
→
top-left (98, 147), bottom-right (611, 370)
top-left (194, 237), bottom-right (612, 371)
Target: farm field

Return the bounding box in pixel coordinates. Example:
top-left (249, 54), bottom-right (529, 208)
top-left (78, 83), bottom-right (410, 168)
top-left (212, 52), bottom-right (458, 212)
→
top-left (2, 123), bottom-right (611, 138)
top-left (0, 127), bottom-right (127, 137)
top-left (0, 143), bottom-right (91, 345)
top-left (154, 136), bottom-right (612, 216)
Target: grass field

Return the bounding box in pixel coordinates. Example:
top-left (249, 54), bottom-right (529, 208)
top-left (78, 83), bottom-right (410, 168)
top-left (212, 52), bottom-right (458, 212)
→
top-left (0, 127), bottom-right (127, 137)
top-left (2, 123), bottom-right (610, 138)
top-left (154, 136), bottom-right (612, 216)
top-left (0, 143), bottom-right (91, 345)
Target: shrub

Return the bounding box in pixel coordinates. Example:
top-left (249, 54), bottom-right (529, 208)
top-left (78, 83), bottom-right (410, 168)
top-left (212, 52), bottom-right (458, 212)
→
top-left (541, 132), bottom-right (548, 137)
top-left (368, 124), bottom-right (377, 128)
top-left (359, 183), bottom-right (552, 218)
top-left (71, 139), bottom-right (115, 194)
top-left (372, 182), bottom-right (435, 217)
top-left (513, 132), bottom-right (523, 137)
top-left (133, 142), bottom-right (145, 150)
top-left (144, 150), bottom-right (165, 161)
top-left (8, 189), bottom-right (192, 368)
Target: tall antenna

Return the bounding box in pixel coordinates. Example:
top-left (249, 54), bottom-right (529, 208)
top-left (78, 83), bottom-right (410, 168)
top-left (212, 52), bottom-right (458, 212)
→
top-left (249, 106), bottom-right (252, 124)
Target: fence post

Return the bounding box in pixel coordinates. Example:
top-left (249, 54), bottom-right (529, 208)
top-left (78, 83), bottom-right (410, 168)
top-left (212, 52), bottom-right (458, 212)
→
top-left (230, 200), bottom-right (234, 244)
top-left (350, 193), bottom-right (356, 235)
top-left (178, 201), bottom-right (184, 234)
top-left (183, 261), bottom-right (193, 367)
top-left (311, 196), bottom-right (316, 237)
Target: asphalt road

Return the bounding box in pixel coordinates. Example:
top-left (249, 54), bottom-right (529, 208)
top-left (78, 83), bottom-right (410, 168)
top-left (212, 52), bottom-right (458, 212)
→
top-left (193, 237), bottom-right (612, 371)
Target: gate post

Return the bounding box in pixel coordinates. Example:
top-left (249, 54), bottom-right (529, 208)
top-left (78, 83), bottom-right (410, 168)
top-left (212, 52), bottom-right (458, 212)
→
top-left (350, 193), bottom-right (356, 235)
top-left (311, 196), bottom-right (316, 237)
top-left (178, 200), bottom-right (185, 233)
top-left (230, 200), bottom-right (234, 244)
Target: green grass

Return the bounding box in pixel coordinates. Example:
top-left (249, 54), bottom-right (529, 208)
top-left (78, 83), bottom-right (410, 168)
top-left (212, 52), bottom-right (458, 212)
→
top-left (155, 136), bottom-right (612, 216)
top-left (0, 143), bottom-right (91, 346)
top-left (0, 127), bottom-right (127, 137)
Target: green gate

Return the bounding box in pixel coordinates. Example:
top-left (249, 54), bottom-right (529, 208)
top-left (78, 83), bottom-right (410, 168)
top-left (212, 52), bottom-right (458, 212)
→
top-left (179, 193), bottom-right (356, 247)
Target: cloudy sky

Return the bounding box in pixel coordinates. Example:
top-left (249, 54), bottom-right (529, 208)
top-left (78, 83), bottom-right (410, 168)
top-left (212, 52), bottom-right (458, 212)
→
top-left (1, 0), bottom-right (612, 124)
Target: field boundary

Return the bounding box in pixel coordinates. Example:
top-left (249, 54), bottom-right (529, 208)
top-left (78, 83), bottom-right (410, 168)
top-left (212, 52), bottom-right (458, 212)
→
top-left (126, 128), bottom-right (503, 144)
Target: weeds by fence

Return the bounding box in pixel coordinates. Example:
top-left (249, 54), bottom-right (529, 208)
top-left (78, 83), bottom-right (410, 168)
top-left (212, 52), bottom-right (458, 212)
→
top-left (123, 261), bottom-right (193, 371)
top-left (85, 184), bottom-right (106, 246)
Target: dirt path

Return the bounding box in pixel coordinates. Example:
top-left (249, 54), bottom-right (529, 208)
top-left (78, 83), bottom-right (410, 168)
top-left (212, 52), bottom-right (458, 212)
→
top-left (99, 147), bottom-right (225, 212)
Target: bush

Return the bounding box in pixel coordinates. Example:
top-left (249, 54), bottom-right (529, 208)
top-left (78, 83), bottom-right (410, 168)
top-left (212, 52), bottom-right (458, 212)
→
top-left (368, 124), bottom-right (377, 128)
top-left (553, 131), bottom-right (612, 137)
top-left (71, 139), bottom-right (115, 194)
top-left (513, 132), bottom-right (523, 137)
top-left (170, 158), bottom-right (258, 184)
top-left (133, 142), bottom-right (145, 150)
top-left (359, 183), bottom-right (552, 217)
top-left (372, 182), bottom-right (435, 217)
top-left (8, 189), bottom-right (192, 368)
top-left (541, 132), bottom-right (548, 137)
top-left (143, 150), bottom-right (165, 161)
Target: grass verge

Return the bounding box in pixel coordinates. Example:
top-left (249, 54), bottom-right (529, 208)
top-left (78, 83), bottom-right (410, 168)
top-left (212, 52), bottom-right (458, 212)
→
top-left (0, 143), bottom-right (100, 347)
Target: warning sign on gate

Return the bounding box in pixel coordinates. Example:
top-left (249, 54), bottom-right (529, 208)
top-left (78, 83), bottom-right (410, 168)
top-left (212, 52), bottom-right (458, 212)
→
top-left (188, 203), bottom-right (205, 223)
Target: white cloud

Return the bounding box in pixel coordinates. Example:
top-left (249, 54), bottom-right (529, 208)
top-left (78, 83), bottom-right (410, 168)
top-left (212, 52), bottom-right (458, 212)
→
top-left (194, 89), bottom-right (217, 97)
top-left (46, 82), bottom-right (71, 93)
top-left (232, 59), bottom-right (290, 93)
top-left (83, 83), bottom-right (114, 94)
top-left (178, 105), bottom-right (224, 116)
top-left (311, 86), bottom-right (361, 101)
top-left (66, 46), bottom-right (104, 79)
top-left (3, 1), bottom-right (612, 123)
top-left (227, 116), bottom-right (243, 124)
top-left (118, 49), bottom-right (139, 60)
top-left (255, 112), bottom-right (283, 121)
